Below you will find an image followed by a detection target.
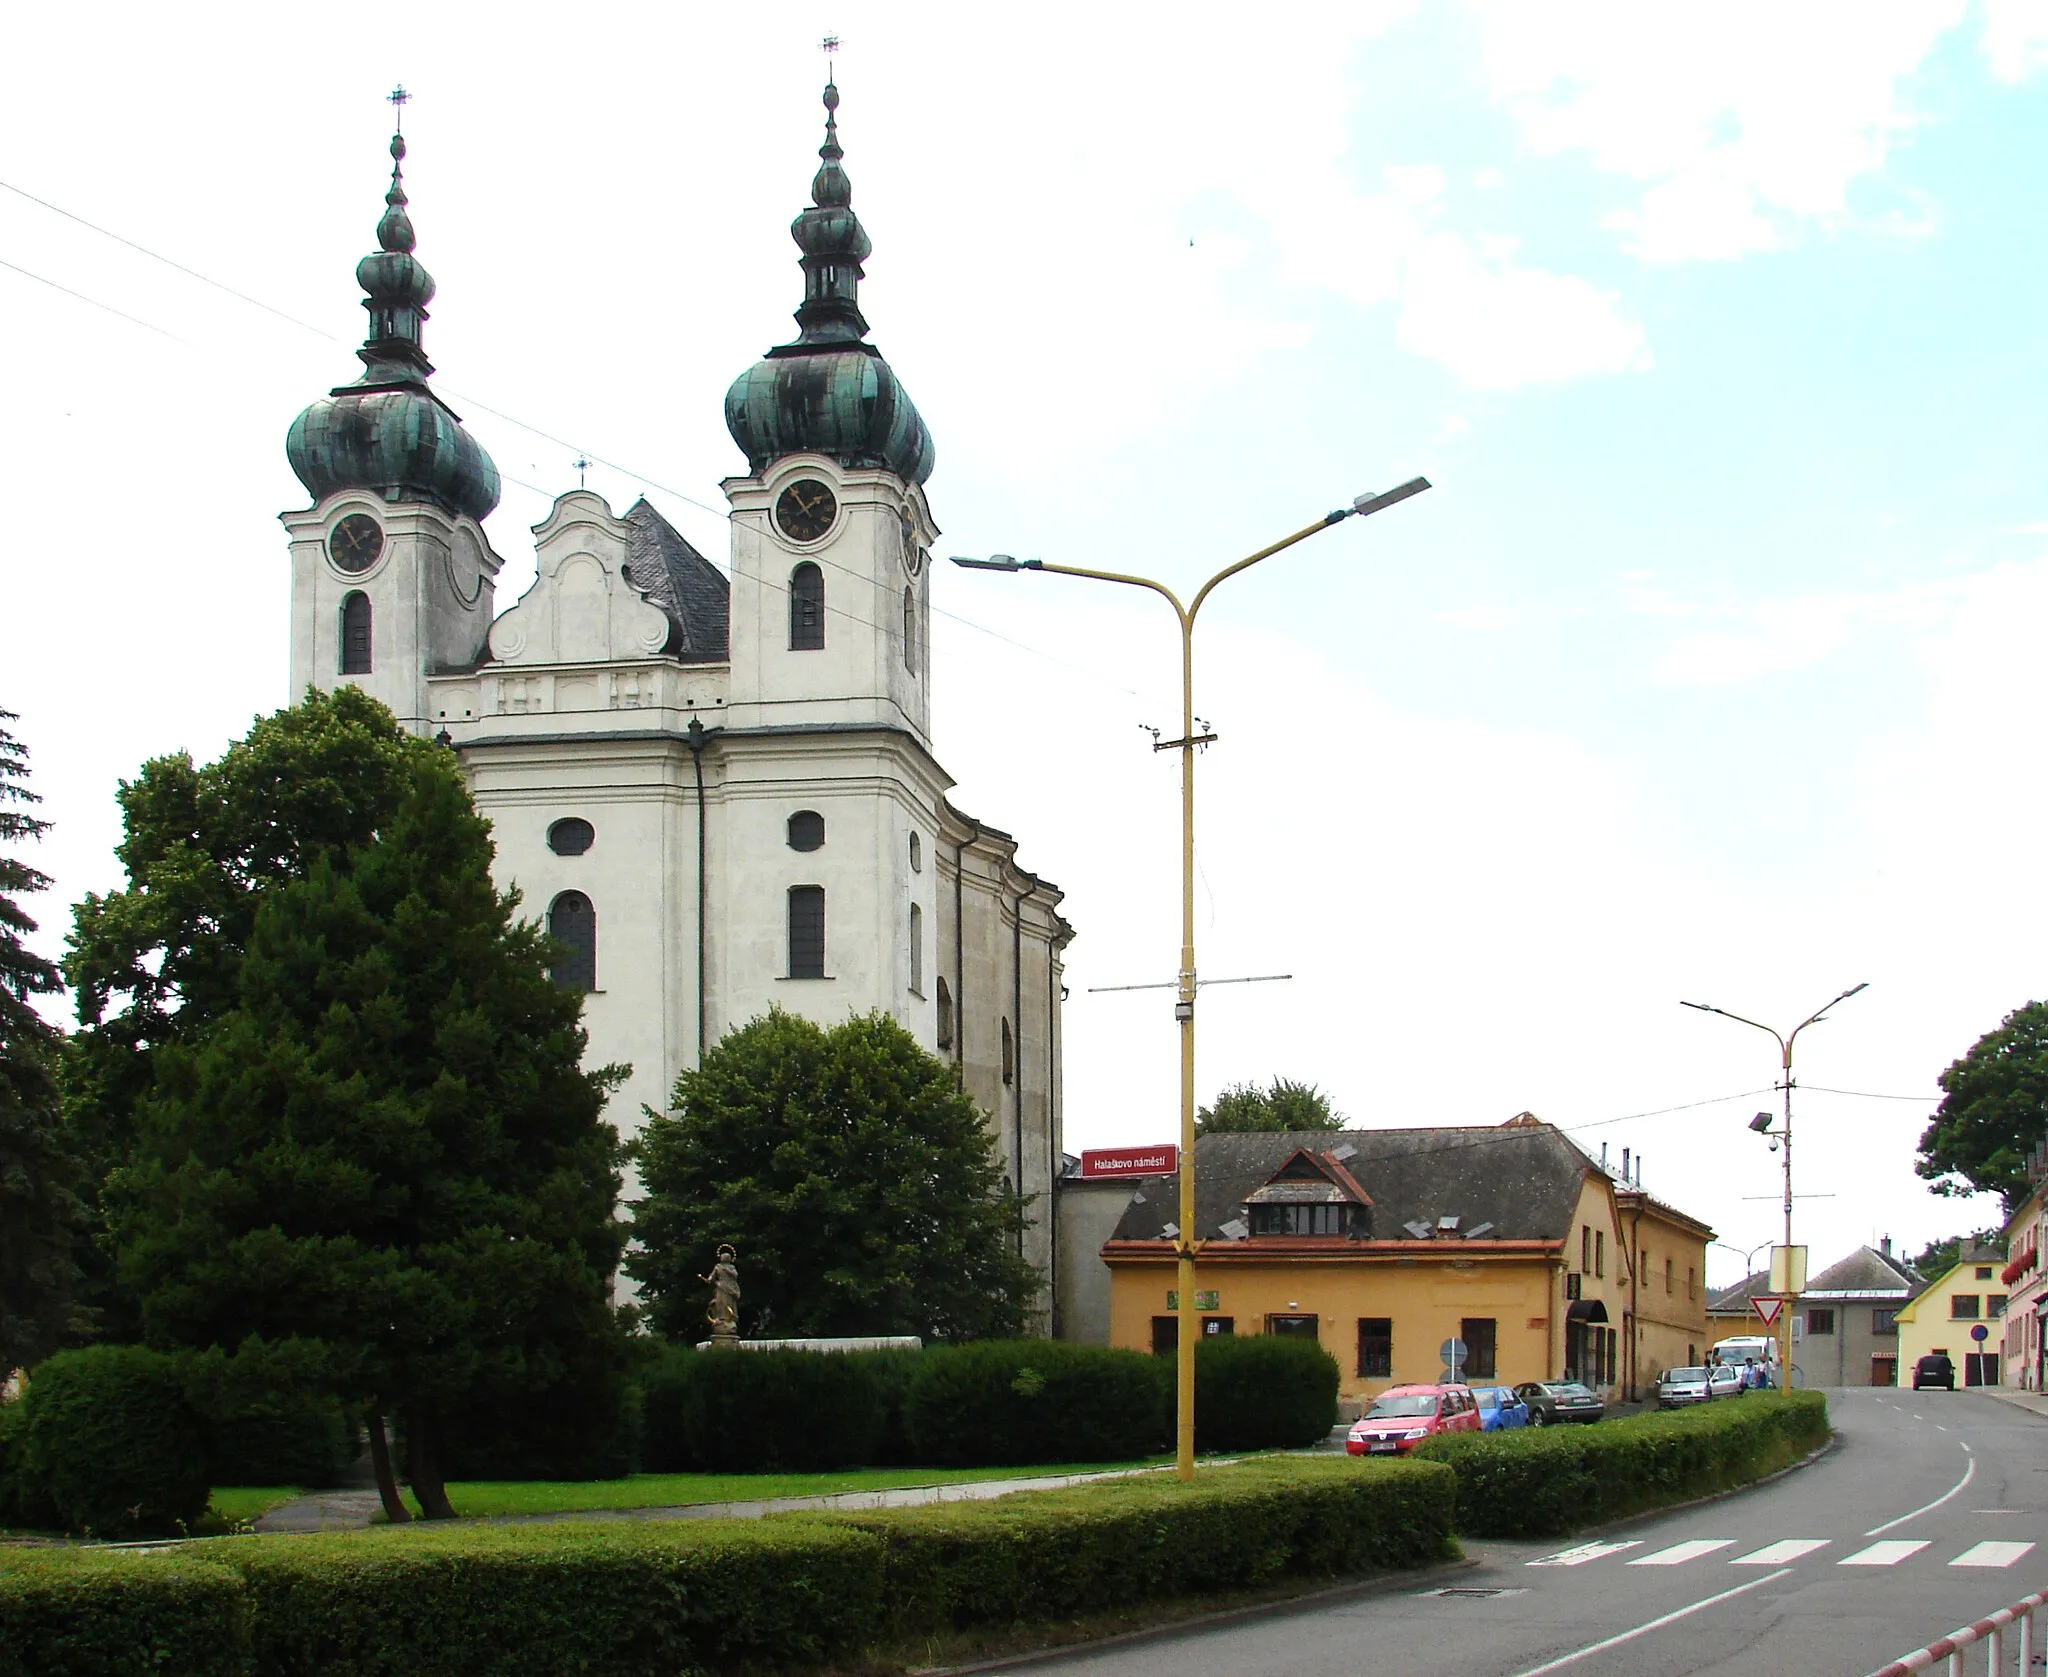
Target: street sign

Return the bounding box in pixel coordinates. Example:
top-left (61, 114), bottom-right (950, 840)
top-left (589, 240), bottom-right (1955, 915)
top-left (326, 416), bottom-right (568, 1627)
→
top-left (1440, 1337), bottom-right (1468, 1370)
top-left (1166, 1290), bottom-right (1219, 1312)
top-left (1080, 1144), bottom-right (1178, 1180)
top-left (1752, 1296), bottom-right (1786, 1328)
top-left (1768, 1246), bottom-right (1809, 1294)
top-left (1971, 1324), bottom-right (1990, 1343)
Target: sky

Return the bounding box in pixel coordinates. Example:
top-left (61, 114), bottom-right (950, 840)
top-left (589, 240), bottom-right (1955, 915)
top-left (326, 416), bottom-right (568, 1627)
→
top-left (6, 0), bottom-right (2048, 1290)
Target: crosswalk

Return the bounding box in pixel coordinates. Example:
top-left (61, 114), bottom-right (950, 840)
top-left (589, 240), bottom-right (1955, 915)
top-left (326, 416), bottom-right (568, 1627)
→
top-left (1527, 1536), bottom-right (2035, 1572)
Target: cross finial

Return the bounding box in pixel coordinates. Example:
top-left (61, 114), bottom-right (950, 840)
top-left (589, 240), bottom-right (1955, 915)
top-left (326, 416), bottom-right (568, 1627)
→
top-left (572, 455), bottom-right (590, 489)
top-left (388, 84), bottom-right (411, 131)
top-left (821, 34), bottom-right (839, 57)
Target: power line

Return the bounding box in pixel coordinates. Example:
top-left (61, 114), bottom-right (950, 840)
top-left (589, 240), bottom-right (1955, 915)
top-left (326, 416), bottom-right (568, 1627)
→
top-left (0, 255), bottom-right (184, 341)
top-left (1800, 1084), bottom-right (1937, 1103)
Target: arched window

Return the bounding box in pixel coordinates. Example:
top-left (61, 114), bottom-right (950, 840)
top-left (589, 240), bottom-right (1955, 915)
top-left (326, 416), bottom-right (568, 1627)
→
top-left (1001, 1016), bottom-right (1014, 1085)
top-left (788, 885), bottom-right (826, 978)
top-left (340, 591), bottom-right (372, 675)
top-left (936, 977), bottom-right (954, 1050)
top-left (787, 810), bottom-right (825, 852)
top-left (790, 563), bottom-right (825, 650)
top-left (909, 832), bottom-right (922, 872)
top-left (909, 903), bottom-right (923, 993)
top-left (902, 587), bottom-right (916, 673)
top-left (549, 891), bottom-right (596, 992)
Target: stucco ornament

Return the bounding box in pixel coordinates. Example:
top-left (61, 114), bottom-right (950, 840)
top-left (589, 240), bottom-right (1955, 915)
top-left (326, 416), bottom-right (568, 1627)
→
top-left (701, 1245), bottom-right (741, 1340)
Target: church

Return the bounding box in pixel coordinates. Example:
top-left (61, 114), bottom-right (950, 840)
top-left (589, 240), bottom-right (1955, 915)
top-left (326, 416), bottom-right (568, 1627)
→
top-left (277, 81), bottom-right (1073, 1302)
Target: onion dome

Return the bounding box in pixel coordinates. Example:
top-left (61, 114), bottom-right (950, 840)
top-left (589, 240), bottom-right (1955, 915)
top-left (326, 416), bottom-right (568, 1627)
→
top-left (724, 77), bottom-right (934, 486)
top-left (286, 127), bottom-right (500, 522)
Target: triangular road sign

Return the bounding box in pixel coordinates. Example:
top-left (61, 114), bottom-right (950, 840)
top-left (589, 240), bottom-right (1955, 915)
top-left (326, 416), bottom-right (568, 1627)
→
top-left (1752, 1295), bottom-right (1785, 1328)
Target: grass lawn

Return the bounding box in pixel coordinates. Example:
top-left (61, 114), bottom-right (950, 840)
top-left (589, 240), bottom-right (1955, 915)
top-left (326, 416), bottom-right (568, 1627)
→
top-left (417, 1456), bottom-right (1177, 1519)
top-left (205, 1487), bottom-right (304, 1526)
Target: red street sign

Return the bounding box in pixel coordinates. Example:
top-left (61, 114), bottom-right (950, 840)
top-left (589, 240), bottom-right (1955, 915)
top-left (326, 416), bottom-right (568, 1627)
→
top-left (1079, 1145), bottom-right (1179, 1180)
top-left (1752, 1296), bottom-right (1785, 1328)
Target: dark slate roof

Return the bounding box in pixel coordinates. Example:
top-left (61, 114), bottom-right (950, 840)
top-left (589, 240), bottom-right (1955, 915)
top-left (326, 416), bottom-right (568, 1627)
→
top-left (1707, 1272), bottom-right (1770, 1313)
top-left (1107, 1124), bottom-right (1599, 1246)
top-left (1807, 1245), bottom-right (1921, 1297)
top-left (623, 497), bottom-right (729, 664)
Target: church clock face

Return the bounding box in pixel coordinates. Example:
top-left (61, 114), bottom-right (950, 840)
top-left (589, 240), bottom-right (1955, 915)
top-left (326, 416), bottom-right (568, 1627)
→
top-left (774, 479), bottom-right (837, 543)
top-left (898, 512), bottom-right (925, 576)
top-left (328, 513), bottom-right (384, 574)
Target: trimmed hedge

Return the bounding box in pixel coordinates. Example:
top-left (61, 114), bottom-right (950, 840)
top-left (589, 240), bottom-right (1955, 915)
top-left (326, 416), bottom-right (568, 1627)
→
top-left (0, 1457), bottom-right (1453, 1676)
top-left (1194, 1333), bottom-right (1341, 1452)
top-left (1413, 1389), bottom-right (1830, 1538)
top-left (181, 1340), bottom-right (357, 1490)
top-left (0, 1550), bottom-right (250, 1677)
top-left (0, 1398), bottom-right (57, 1532)
top-left (15, 1346), bottom-right (211, 1538)
top-left (680, 1347), bottom-right (884, 1472)
top-left (905, 1340), bottom-right (1169, 1466)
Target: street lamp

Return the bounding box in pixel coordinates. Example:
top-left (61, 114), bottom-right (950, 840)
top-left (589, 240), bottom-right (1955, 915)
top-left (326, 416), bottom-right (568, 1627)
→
top-left (1681, 983), bottom-right (1869, 1386)
top-left (953, 476), bottom-right (1431, 1481)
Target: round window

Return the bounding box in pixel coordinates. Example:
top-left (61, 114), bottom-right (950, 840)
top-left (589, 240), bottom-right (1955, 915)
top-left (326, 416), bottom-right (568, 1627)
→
top-left (788, 810), bottom-right (825, 852)
top-left (548, 818), bottom-right (595, 856)
top-left (910, 832), bottom-right (922, 872)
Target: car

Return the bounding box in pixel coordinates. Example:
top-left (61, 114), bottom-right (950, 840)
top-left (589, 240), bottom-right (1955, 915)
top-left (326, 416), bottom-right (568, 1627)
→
top-left (1656, 1366), bottom-right (1714, 1408)
top-left (1347, 1383), bottom-right (1483, 1454)
top-left (1913, 1352), bottom-right (1956, 1391)
top-left (1474, 1385), bottom-right (1530, 1431)
top-left (1515, 1380), bottom-right (1606, 1425)
top-left (1706, 1363), bottom-right (1745, 1400)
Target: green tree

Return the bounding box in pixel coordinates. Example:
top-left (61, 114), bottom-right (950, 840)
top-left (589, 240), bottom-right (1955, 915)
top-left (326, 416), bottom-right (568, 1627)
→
top-left (1196, 1077), bottom-right (1344, 1136)
top-left (628, 1009), bottom-right (1041, 1342)
top-left (1915, 1001), bottom-right (2048, 1209)
top-left (1911, 1231), bottom-right (2003, 1279)
top-left (0, 708), bottom-right (89, 1372)
top-left (86, 692), bottom-right (627, 1519)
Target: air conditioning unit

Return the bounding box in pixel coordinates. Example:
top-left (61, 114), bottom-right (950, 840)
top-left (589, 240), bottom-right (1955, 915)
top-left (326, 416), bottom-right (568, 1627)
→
top-left (1566, 1273), bottom-right (1583, 1301)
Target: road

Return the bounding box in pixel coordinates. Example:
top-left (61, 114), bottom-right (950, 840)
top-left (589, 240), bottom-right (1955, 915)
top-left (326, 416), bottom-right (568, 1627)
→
top-left (1010, 1389), bottom-right (2048, 1677)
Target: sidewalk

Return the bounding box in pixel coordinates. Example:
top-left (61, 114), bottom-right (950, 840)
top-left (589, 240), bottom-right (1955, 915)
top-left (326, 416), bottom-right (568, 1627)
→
top-left (1968, 1384), bottom-right (2048, 1420)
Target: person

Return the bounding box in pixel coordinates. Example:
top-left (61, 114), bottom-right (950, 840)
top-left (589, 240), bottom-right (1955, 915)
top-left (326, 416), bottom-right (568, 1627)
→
top-left (1744, 1357), bottom-right (1766, 1391)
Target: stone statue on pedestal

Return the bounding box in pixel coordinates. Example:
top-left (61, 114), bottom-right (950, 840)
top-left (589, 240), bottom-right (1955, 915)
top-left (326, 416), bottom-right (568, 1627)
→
top-left (701, 1244), bottom-right (740, 1341)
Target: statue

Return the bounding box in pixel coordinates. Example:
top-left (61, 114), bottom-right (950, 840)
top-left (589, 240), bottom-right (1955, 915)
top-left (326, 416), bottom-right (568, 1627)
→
top-left (700, 1244), bottom-right (741, 1341)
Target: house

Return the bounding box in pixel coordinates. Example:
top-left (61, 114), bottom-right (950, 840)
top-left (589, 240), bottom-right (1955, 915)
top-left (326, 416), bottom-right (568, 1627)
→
top-left (2000, 1151), bottom-right (2048, 1389)
top-left (1706, 1271), bottom-right (1769, 1341)
top-left (1616, 1187), bottom-right (1716, 1391)
top-left (1790, 1245), bottom-right (1920, 1387)
top-left (1099, 1116), bottom-right (1713, 1403)
top-left (1896, 1246), bottom-right (2008, 1386)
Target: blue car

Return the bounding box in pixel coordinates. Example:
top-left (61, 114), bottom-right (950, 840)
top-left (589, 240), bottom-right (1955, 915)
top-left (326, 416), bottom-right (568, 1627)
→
top-left (1475, 1385), bottom-right (1530, 1431)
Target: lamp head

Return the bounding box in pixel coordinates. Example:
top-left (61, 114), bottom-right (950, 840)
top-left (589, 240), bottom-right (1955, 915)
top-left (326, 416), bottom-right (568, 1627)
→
top-left (1748, 1111), bottom-right (1774, 1134)
top-left (949, 554), bottom-right (1041, 572)
top-left (1351, 477), bottom-right (1432, 518)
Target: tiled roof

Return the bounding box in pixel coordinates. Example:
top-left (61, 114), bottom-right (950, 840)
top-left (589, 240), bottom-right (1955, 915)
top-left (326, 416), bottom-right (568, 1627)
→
top-left (623, 497), bottom-right (729, 664)
top-left (1107, 1123), bottom-right (1600, 1246)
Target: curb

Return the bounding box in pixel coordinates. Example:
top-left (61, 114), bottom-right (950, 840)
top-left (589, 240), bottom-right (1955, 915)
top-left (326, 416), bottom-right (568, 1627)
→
top-left (909, 1553), bottom-right (1483, 1676)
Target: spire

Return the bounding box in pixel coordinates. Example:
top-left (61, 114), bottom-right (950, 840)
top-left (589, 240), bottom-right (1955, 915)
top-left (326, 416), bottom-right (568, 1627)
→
top-left (787, 73), bottom-right (873, 347)
top-left (350, 93), bottom-right (438, 390)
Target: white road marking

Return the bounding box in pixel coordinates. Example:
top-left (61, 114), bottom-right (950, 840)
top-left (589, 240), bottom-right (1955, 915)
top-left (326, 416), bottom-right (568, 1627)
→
top-left (1840, 1540), bottom-right (1931, 1566)
top-left (1950, 1541), bottom-right (2035, 1568)
top-left (1935, 1424), bottom-right (1949, 1432)
top-left (1970, 1509), bottom-right (2023, 1515)
top-left (1503, 1570), bottom-right (1792, 1677)
top-left (1527, 1539), bottom-right (1642, 1567)
top-left (1865, 1454), bottom-right (1976, 1535)
top-left (1630, 1540), bottom-right (1736, 1566)
top-left (1732, 1539), bottom-right (1830, 1565)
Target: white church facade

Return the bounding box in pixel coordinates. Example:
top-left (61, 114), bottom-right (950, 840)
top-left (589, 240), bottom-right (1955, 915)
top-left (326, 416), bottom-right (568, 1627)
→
top-left (278, 87), bottom-right (1072, 1303)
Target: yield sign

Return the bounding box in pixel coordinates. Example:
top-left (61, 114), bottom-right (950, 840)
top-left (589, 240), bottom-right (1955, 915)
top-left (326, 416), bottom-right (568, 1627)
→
top-left (1752, 1295), bottom-right (1786, 1328)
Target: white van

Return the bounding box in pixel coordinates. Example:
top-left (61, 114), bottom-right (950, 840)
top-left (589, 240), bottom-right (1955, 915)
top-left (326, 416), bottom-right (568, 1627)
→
top-left (1710, 1336), bottom-right (1780, 1381)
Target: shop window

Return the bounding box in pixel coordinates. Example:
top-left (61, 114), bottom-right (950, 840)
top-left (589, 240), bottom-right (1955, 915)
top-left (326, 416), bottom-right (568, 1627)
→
top-left (1266, 1314), bottom-right (1319, 1340)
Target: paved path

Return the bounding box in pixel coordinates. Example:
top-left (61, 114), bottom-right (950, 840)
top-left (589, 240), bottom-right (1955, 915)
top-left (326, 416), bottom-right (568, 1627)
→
top-left (250, 1490), bottom-right (386, 1534)
top-left (1002, 1388), bottom-right (2048, 1677)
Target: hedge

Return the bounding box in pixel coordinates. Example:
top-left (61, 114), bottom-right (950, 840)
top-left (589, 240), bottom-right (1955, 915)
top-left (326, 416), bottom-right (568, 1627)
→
top-left (14, 1346), bottom-right (212, 1538)
top-left (904, 1340), bottom-right (1169, 1466)
top-left (1194, 1334), bottom-right (1341, 1452)
top-left (181, 1341), bottom-right (357, 1490)
top-left (1412, 1390), bottom-right (1831, 1538)
top-left (0, 1457), bottom-right (1453, 1675)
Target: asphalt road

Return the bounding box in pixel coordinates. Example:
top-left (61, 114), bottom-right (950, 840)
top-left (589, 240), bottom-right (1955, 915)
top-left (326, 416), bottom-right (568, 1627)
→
top-left (1010, 1389), bottom-right (2048, 1677)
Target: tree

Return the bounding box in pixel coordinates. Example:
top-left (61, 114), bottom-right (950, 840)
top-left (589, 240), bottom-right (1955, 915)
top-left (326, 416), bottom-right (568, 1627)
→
top-left (1915, 1001), bottom-right (2048, 1210)
top-left (0, 708), bottom-right (89, 1372)
top-left (1911, 1231), bottom-right (2003, 1279)
top-left (1196, 1077), bottom-right (1344, 1136)
top-left (627, 1009), bottom-right (1042, 1342)
top-left (89, 692), bottom-right (628, 1519)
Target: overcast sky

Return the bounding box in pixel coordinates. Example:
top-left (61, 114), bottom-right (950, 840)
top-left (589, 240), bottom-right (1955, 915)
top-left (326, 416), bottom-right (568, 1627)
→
top-left (7, 1), bottom-right (2048, 1288)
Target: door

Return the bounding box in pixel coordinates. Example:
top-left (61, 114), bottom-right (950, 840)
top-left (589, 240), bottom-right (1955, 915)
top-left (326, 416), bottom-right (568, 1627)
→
top-left (1870, 1354), bottom-right (1896, 1387)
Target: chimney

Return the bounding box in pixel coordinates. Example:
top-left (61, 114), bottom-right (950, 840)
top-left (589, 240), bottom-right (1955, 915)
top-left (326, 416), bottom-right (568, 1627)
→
top-left (1601, 1142), bottom-right (1610, 1170)
top-left (1622, 1146), bottom-right (1631, 1183)
top-left (1881, 1235), bottom-right (1892, 1258)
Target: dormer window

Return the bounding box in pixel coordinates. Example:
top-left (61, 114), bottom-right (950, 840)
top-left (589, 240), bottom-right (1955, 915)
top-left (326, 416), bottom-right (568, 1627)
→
top-left (1241, 1146), bottom-right (1374, 1238)
top-left (1248, 1203), bottom-right (1368, 1237)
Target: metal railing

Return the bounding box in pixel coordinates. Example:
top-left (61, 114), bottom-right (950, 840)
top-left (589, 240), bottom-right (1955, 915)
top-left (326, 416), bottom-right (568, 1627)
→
top-left (1863, 1586), bottom-right (2046, 1676)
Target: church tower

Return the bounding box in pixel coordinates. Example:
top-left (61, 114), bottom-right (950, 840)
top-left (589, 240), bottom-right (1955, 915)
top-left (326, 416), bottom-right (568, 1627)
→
top-left (281, 118), bottom-right (503, 734)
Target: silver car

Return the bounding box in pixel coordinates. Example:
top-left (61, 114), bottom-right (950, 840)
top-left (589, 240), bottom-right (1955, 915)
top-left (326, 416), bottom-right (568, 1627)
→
top-left (1706, 1363), bottom-right (1746, 1399)
top-left (1657, 1366), bottom-right (1714, 1408)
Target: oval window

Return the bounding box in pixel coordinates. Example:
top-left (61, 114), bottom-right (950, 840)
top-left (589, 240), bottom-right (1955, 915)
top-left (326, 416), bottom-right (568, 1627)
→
top-left (548, 818), bottom-right (595, 856)
top-left (788, 810), bottom-right (825, 852)
top-left (909, 832), bottom-right (922, 872)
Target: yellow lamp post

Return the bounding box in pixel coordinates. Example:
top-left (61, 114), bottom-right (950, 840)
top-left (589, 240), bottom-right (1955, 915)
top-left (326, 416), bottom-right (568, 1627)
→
top-left (1681, 983), bottom-right (1868, 1385)
top-left (952, 476), bottom-right (1430, 1478)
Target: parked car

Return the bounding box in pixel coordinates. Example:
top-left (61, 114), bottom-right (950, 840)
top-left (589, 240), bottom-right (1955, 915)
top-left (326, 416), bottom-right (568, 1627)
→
top-left (1515, 1381), bottom-right (1606, 1425)
top-left (1474, 1385), bottom-right (1530, 1431)
top-left (1706, 1363), bottom-right (1746, 1400)
top-left (1346, 1383), bottom-right (1483, 1454)
top-left (1656, 1366), bottom-right (1715, 1408)
top-left (1913, 1352), bottom-right (1956, 1391)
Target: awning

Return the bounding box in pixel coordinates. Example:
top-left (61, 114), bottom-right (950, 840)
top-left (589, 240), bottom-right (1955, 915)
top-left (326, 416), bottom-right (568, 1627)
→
top-left (1567, 1298), bottom-right (1609, 1324)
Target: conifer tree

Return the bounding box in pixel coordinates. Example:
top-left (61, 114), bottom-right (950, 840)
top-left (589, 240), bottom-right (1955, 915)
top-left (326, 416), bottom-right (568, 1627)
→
top-left (0, 708), bottom-right (88, 1372)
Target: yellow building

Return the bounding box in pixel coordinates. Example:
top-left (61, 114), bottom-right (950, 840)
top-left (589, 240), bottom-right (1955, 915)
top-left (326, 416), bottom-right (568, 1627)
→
top-left (1101, 1117), bottom-right (1712, 1404)
top-left (1896, 1246), bottom-right (2008, 1386)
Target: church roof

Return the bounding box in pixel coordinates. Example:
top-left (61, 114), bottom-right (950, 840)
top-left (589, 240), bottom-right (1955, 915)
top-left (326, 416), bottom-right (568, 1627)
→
top-left (623, 498), bottom-right (729, 663)
top-left (1108, 1122), bottom-right (1601, 1246)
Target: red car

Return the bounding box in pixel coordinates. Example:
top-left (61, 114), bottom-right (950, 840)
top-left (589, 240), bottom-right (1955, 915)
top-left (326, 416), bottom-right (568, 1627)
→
top-left (1346, 1383), bottom-right (1483, 1455)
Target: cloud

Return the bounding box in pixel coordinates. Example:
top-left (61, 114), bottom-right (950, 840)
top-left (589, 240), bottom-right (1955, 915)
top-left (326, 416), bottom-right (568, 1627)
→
top-left (1472, 0), bottom-right (1967, 262)
top-left (1647, 575), bottom-right (1973, 687)
top-left (1981, 0), bottom-right (2048, 81)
